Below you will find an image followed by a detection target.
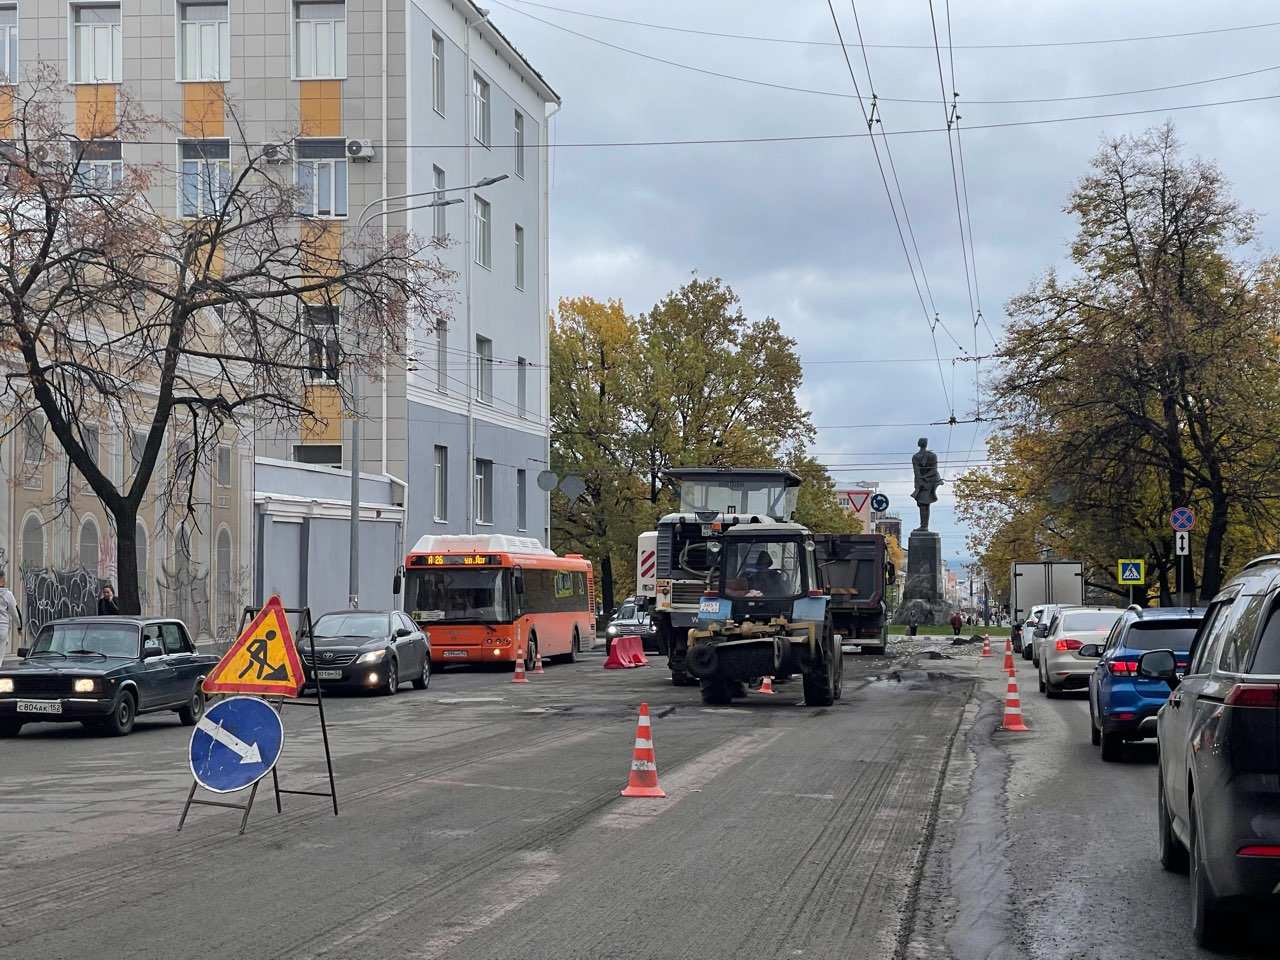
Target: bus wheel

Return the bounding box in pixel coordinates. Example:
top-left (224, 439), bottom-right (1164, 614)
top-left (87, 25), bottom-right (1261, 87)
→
top-left (525, 637), bottom-right (537, 672)
top-left (563, 629), bottom-right (579, 664)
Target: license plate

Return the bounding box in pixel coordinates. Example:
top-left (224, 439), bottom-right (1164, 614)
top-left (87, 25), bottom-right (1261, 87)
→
top-left (316, 670), bottom-right (343, 680)
top-left (442, 650), bottom-right (468, 658)
top-left (17, 700), bottom-right (62, 715)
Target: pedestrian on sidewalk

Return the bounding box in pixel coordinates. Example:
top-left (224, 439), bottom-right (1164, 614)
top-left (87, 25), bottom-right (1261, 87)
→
top-left (908, 611), bottom-right (920, 637)
top-left (0, 570), bottom-right (22, 657)
top-left (949, 611), bottom-right (963, 636)
top-left (98, 583), bottom-right (119, 616)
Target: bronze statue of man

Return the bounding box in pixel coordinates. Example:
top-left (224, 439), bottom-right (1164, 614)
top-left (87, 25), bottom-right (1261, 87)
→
top-left (911, 437), bottom-right (943, 531)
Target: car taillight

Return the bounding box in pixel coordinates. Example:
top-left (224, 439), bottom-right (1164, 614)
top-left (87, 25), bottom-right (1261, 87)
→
top-left (1224, 683), bottom-right (1280, 708)
top-left (1109, 659), bottom-right (1138, 676)
top-left (1238, 844), bottom-right (1280, 857)
top-left (1055, 638), bottom-right (1082, 652)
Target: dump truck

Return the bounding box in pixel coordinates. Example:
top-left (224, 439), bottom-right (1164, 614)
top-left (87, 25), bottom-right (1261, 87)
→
top-left (813, 534), bottom-right (896, 655)
top-left (684, 518), bottom-right (842, 707)
top-left (640, 468), bottom-right (804, 686)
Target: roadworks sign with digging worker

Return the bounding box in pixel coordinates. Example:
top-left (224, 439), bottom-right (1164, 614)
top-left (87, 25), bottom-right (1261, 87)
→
top-left (203, 595), bottom-right (305, 697)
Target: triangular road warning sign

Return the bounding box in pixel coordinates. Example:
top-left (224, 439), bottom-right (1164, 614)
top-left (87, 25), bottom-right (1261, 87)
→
top-left (847, 490), bottom-right (871, 513)
top-left (203, 596), bottom-right (305, 697)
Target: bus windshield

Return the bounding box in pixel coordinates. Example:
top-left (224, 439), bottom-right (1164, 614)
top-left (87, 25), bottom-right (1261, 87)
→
top-left (406, 568), bottom-right (512, 623)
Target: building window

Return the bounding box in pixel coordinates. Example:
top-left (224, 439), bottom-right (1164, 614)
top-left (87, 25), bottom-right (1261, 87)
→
top-left (473, 195), bottom-right (490, 268)
top-left (21, 513), bottom-right (44, 569)
top-left (516, 468), bottom-right (527, 531)
top-left (129, 427), bottom-right (147, 476)
top-left (304, 304), bottom-right (340, 380)
top-left (73, 4), bottom-right (121, 84)
top-left (514, 223), bottom-right (525, 290)
top-left (436, 323), bottom-right (447, 394)
top-left (432, 165), bottom-right (446, 241)
top-left (78, 517), bottom-right (99, 573)
top-left (472, 72), bottom-right (490, 146)
top-left (80, 423), bottom-right (100, 490)
top-left (215, 527), bottom-right (232, 634)
top-left (296, 138), bottom-right (348, 219)
top-left (517, 356), bottom-right (527, 418)
top-left (295, 0), bottom-right (345, 79)
top-left (179, 139), bottom-right (231, 218)
top-left (514, 110), bottom-right (524, 178)
top-left (0, 7), bottom-right (18, 84)
top-left (433, 444), bottom-right (448, 521)
top-left (216, 444), bottom-right (231, 486)
top-left (73, 139), bottom-right (122, 192)
top-left (22, 414), bottom-right (43, 464)
top-left (474, 458), bottom-right (493, 525)
top-left (174, 436), bottom-right (194, 491)
top-left (475, 335), bottom-right (493, 405)
top-left (135, 521), bottom-right (149, 602)
top-left (431, 32), bottom-right (444, 115)
top-left (179, 2), bottom-right (229, 81)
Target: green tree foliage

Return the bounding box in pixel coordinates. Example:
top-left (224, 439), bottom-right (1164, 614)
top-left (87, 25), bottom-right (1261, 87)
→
top-left (550, 277), bottom-right (855, 608)
top-left (959, 125), bottom-right (1280, 603)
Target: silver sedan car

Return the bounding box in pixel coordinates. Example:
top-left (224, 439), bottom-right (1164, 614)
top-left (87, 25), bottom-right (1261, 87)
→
top-left (1037, 606), bottom-right (1123, 697)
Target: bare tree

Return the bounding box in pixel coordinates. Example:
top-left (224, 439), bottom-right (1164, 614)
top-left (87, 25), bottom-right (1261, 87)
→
top-left (0, 70), bottom-right (455, 613)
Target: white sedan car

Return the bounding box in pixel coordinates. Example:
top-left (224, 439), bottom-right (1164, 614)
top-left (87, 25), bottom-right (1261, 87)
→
top-left (1037, 606), bottom-right (1124, 697)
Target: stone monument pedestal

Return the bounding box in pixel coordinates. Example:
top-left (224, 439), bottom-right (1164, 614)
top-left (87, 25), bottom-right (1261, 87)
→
top-left (894, 529), bottom-right (951, 625)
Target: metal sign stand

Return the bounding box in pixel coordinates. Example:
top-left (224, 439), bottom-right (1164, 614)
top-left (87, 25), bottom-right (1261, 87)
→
top-left (176, 605), bottom-right (338, 835)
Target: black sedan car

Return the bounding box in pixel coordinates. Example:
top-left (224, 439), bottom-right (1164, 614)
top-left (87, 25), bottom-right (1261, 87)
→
top-left (0, 617), bottom-right (216, 737)
top-left (299, 610), bottom-right (430, 695)
top-left (1145, 554), bottom-right (1280, 948)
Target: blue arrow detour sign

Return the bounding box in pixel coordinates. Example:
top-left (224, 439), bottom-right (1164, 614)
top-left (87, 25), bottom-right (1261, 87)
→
top-left (188, 695), bottom-right (285, 794)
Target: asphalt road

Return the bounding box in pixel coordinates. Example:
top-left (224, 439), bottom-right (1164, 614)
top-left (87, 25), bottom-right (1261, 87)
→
top-left (0, 642), bottom-right (969, 960)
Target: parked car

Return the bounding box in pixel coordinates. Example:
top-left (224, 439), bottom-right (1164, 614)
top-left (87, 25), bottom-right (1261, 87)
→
top-left (1084, 605), bottom-right (1204, 760)
top-left (605, 600), bottom-right (658, 653)
top-left (1037, 606), bottom-right (1123, 697)
top-left (1028, 603), bottom-right (1066, 666)
top-left (1015, 603), bottom-right (1048, 657)
top-left (299, 610), bottom-right (430, 695)
top-left (0, 617), bottom-right (216, 737)
top-left (1145, 555), bottom-right (1280, 948)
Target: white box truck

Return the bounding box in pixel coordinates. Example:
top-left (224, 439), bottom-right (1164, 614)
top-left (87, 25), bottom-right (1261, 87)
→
top-left (1009, 561), bottom-right (1084, 624)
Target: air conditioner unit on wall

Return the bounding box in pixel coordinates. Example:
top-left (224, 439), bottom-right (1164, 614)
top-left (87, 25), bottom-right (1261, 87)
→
top-left (262, 141), bottom-right (292, 164)
top-left (346, 139), bottom-right (375, 162)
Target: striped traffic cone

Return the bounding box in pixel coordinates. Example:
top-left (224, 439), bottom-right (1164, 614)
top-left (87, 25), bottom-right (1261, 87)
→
top-left (758, 676), bottom-right (776, 695)
top-left (980, 635), bottom-right (992, 657)
top-left (1001, 673), bottom-right (1029, 732)
top-left (512, 650), bottom-right (529, 684)
top-left (621, 702), bottom-right (666, 798)
top-left (1002, 645), bottom-right (1017, 676)
top-left (533, 649), bottom-right (545, 674)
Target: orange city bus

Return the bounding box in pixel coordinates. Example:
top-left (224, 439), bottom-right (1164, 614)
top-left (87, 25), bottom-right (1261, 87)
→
top-left (403, 535), bottom-right (596, 669)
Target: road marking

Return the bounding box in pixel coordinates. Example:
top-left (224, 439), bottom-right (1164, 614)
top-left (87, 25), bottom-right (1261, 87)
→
top-left (436, 697), bottom-right (506, 704)
top-left (419, 778), bottom-right (576, 796)
top-left (194, 716), bottom-right (262, 764)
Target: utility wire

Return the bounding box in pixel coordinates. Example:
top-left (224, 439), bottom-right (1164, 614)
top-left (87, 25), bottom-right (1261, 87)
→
top-left (823, 0), bottom-right (955, 417)
top-left (499, 0), bottom-right (1280, 51)
top-left (492, 1), bottom-right (1280, 105)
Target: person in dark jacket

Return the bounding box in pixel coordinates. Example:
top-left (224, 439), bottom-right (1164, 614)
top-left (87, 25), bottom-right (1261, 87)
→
top-left (98, 584), bottom-right (119, 616)
top-left (908, 611), bottom-right (920, 637)
top-left (949, 611), bottom-right (963, 636)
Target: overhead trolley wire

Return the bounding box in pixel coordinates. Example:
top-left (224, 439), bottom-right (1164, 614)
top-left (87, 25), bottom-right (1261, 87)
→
top-left (499, 1), bottom-right (1280, 51)
top-left (823, 0), bottom-right (957, 417)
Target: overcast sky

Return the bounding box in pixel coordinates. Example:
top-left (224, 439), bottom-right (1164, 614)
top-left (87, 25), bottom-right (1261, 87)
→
top-left (490, 0), bottom-right (1280, 568)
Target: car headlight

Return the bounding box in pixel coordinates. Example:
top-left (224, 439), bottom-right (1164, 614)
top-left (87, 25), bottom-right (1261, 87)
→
top-left (356, 649), bottom-right (387, 664)
top-left (606, 625), bottom-right (618, 635)
top-left (0, 677), bottom-right (13, 694)
top-left (73, 678), bottom-right (97, 694)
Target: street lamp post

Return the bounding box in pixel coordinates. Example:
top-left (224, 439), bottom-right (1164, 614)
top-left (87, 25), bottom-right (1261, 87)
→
top-left (342, 174), bottom-right (510, 608)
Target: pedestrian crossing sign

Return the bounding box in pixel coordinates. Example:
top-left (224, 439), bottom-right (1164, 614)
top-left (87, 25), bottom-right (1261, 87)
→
top-left (1117, 559), bottom-right (1146, 586)
top-left (203, 595), bottom-right (305, 697)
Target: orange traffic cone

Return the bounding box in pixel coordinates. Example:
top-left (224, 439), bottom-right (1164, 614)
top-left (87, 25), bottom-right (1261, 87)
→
top-left (533, 649), bottom-right (545, 674)
top-left (758, 676), bottom-right (776, 695)
top-left (980, 635), bottom-right (992, 657)
top-left (512, 650), bottom-right (529, 684)
top-left (1002, 646), bottom-right (1016, 676)
top-left (621, 702), bottom-right (666, 798)
top-left (1001, 673), bottom-right (1029, 732)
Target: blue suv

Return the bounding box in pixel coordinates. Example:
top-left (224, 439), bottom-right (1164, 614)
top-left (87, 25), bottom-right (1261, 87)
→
top-left (1085, 605), bottom-right (1205, 761)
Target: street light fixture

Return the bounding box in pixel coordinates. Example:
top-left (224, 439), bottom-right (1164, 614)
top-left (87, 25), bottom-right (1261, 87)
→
top-left (344, 174), bottom-right (508, 609)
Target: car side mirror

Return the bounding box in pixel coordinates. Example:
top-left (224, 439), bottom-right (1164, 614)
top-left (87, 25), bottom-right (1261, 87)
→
top-left (1078, 643), bottom-right (1103, 659)
top-left (1138, 649), bottom-right (1180, 688)
top-left (142, 642), bottom-right (164, 660)
top-left (16, 646), bottom-right (28, 658)
top-left (394, 627), bottom-right (412, 638)
top-left (392, 570), bottom-right (402, 596)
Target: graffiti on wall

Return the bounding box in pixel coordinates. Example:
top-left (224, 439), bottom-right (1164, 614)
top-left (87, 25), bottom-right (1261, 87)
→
top-left (22, 566), bottom-right (102, 636)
